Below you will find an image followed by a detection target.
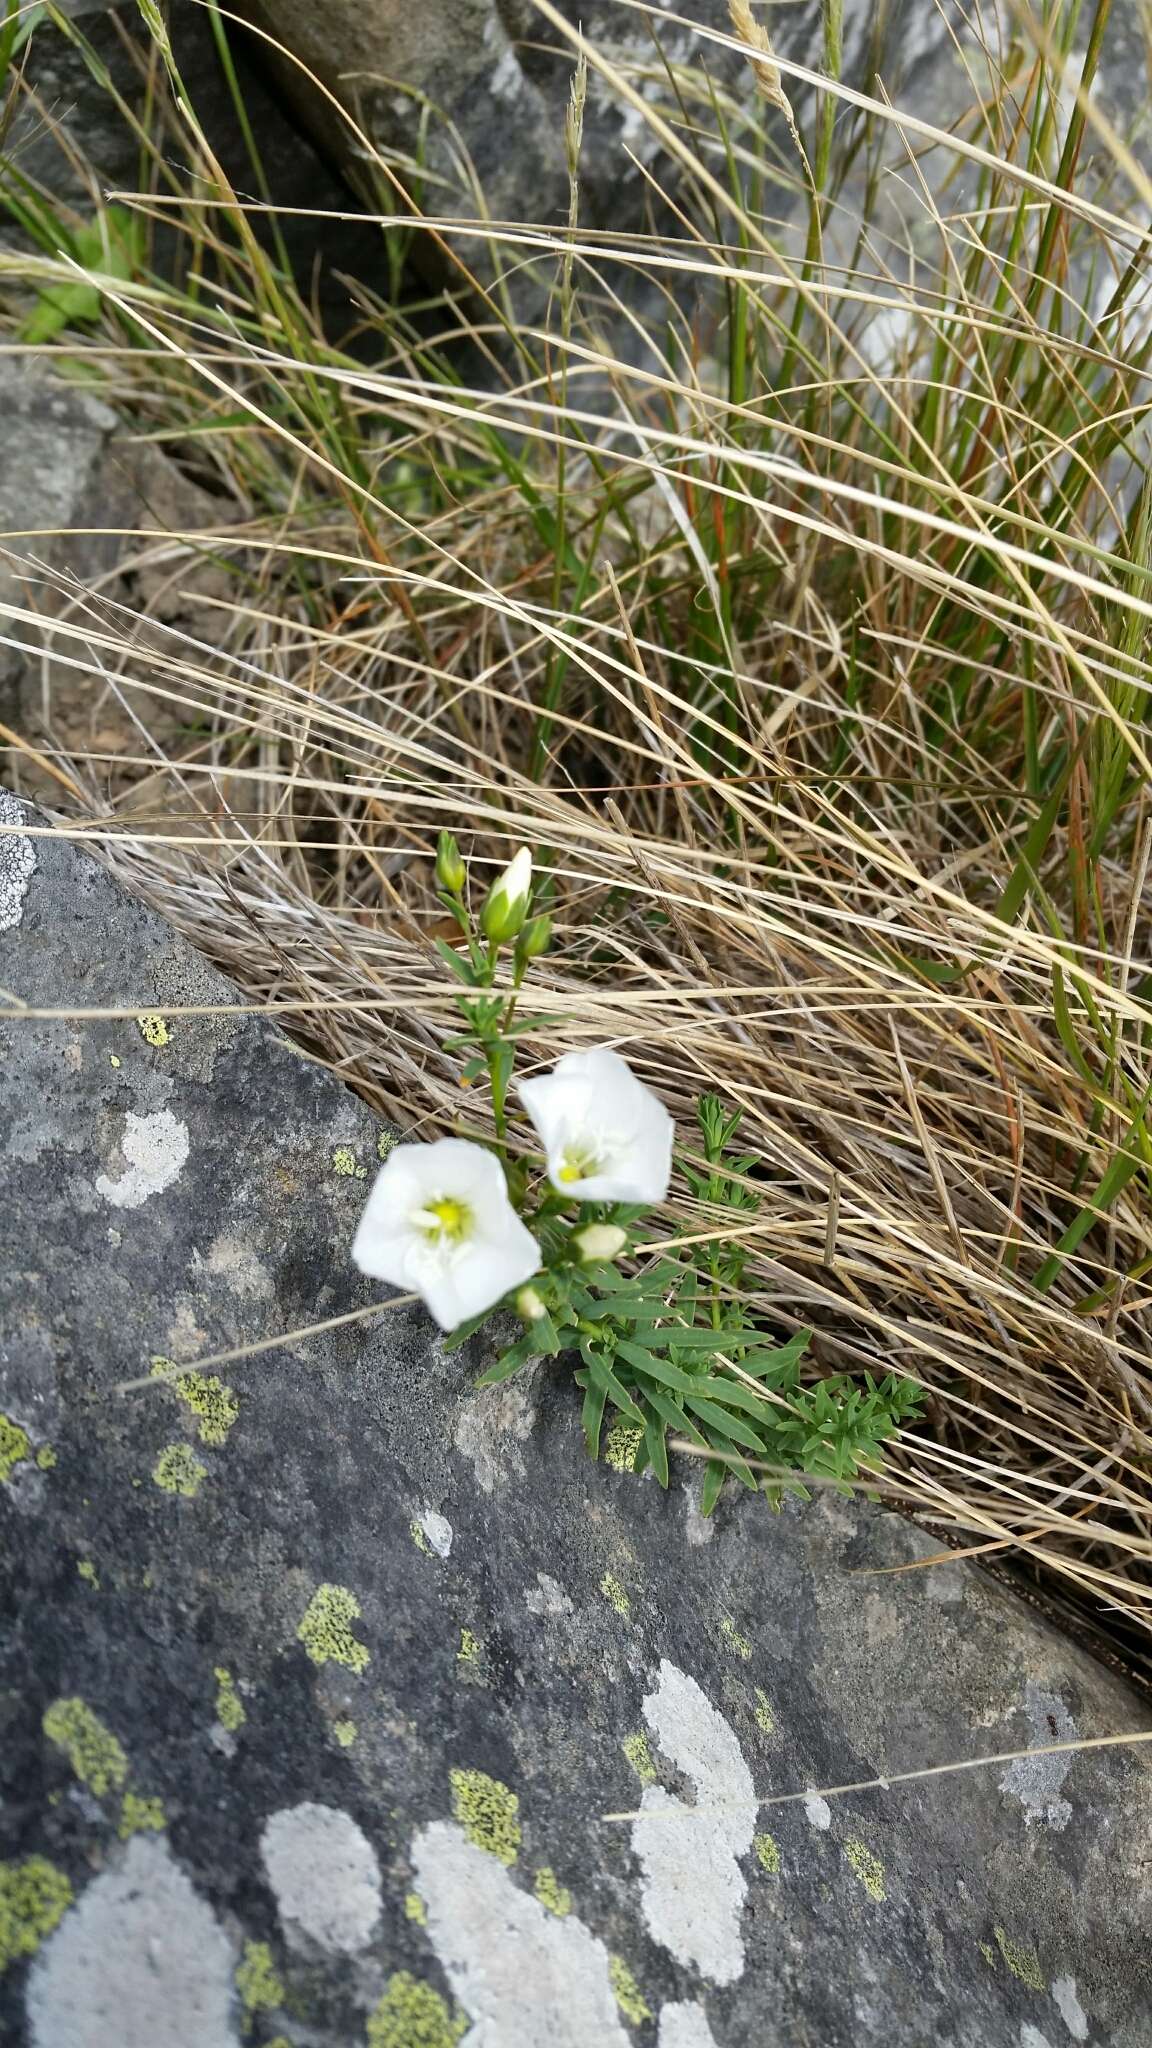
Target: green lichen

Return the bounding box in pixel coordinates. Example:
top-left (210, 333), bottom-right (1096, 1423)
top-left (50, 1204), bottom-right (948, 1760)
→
top-left (753, 1687), bottom-right (775, 1735)
top-left (367, 1973), bottom-right (468, 2048)
top-left (43, 1698), bottom-right (128, 1798)
top-left (332, 1145), bottom-right (367, 1180)
top-left (720, 1615), bottom-right (752, 1660)
top-left (236, 1939), bottom-right (284, 2017)
top-left (410, 1519), bottom-right (431, 1555)
top-left (0, 1858), bottom-right (73, 1973)
top-left (77, 1560), bottom-right (99, 1590)
top-left (109, 1053), bottom-right (122, 1069)
top-left (151, 1360), bottom-right (239, 1446)
top-left (214, 1667), bottom-right (246, 1732)
top-left (377, 1130), bottom-right (397, 1162)
top-left (297, 1583), bottom-right (370, 1674)
top-left (152, 1443), bottom-right (207, 1498)
top-left (0, 1414), bottom-right (31, 1485)
top-left (608, 1956), bottom-right (651, 2025)
top-left (599, 1571), bottom-right (631, 1619)
top-left (843, 1837), bottom-right (886, 1904)
top-left (994, 1925), bottom-right (1044, 1992)
top-left (118, 1792), bottom-right (166, 1840)
top-left (136, 1012), bottom-right (171, 1048)
top-left (457, 1629), bottom-right (485, 1680)
top-left (449, 1768), bottom-right (521, 1866)
top-left (404, 1890), bottom-right (428, 1925)
top-left (979, 1941), bottom-right (997, 1967)
top-left (334, 1718), bottom-right (358, 1748)
top-left (754, 1832), bottom-right (781, 1875)
top-left (35, 1445), bottom-right (57, 1472)
top-left (603, 1421), bottom-right (642, 1474)
top-left (533, 1866), bottom-right (571, 1917)
top-left (622, 1732), bottom-right (657, 1785)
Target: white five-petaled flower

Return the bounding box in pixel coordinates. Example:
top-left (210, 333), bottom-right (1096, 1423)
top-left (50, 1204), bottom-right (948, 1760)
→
top-left (352, 1137), bottom-right (540, 1332)
top-left (520, 1047), bottom-right (674, 1204)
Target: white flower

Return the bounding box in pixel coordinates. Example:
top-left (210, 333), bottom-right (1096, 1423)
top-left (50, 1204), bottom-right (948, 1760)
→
top-left (481, 846), bottom-right (532, 942)
top-left (520, 1048), bottom-right (674, 1204)
top-left (352, 1137), bottom-right (540, 1331)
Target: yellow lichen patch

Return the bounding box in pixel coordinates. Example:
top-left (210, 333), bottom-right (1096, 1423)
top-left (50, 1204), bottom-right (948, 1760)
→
top-left (449, 1768), bottom-right (521, 1866)
top-left (0, 1858), bottom-right (73, 1973)
top-left (720, 1615), bottom-right (752, 1661)
top-left (754, 1832), bottom-right (781, 1875)
top-left (456, 1629), bottom-right (485, 1682)
top-left (136, 1013), bottom-right (171, 1048)
top-left (35, 1445), bottom-right (57, 1472)
top-left (533, 1866), bottom-right (571, 1917)
top-left (331, 1145), bottom-right (367, 1180)
top-left (603, 1421), bottom-right (642, 1474)
top-left (214, 1667), bottom-right (246, 1733)
top-left (994, 1925), bottom-right (1044, 1992)
top-left (367, 1973), bottom-right (467, 2048)
top-left (296, 1583), bottom-right (370, 1674)
top-left (410, 1519), bottom-right (431, 1555)
top-left (43, 1698), bottom-right (128, 1798)
top-left (236, 1939), bottom-right (284, 2017)
top-left (403, 1889), bottom-right (427, 1925)
top-left (152, 1443), bottom-right (207, 1498)
top-left (377, 1130), bottom-right (398, 1162)
top-left (333, 1719), bottom-right (358, 1749)
top-left (76, 1560), bottom-right (100, 1590)
top-left (599, 1571), bottom-right (631, 1619)
top-left (0, 1413), bottom-right (31, 1485)
top-left (150, 1361), bottom-right (239, 1447)
top-left (608, 1956), bottom-right (651, 2026)
top-left (753, 1687), bottom-right (775, 1736)
top-left (622, 1732), bottom-right (657, 1785)
top-left (843, 1837), bottom-right (886, 1903)
top-left (979, 1941), bottom-right (997, 1967)
top-left (109, 1053), bottom-right (122, 1069)
top-left (118, 1792), bottom-right (166, 1840)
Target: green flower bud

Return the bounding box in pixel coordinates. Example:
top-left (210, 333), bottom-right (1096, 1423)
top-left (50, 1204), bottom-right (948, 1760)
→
top-left (517, 913), bottom-right (552, 961)
top-left (435, 830), bottom-right (466, 896)
top-left (481, 846), bottom-right (532, 944)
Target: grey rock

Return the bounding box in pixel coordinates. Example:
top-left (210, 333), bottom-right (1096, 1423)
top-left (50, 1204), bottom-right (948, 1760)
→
top-left (2, 800), bottom-right (1152, 2045)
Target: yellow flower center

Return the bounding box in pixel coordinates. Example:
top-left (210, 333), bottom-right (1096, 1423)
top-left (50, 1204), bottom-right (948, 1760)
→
top-left (416, 1197), bottom-right (473, 1244)
top-left (558, 1144), bottom-right (603, 1184)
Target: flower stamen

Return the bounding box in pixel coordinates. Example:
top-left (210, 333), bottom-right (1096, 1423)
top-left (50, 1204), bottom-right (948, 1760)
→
top-left (414, 1197), bottom-right (474, 1244)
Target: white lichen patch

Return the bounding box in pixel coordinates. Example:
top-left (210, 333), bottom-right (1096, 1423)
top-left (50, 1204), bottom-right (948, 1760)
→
top-left (999, 1682), bottom-right (1077, 1830)
top-left (95, 1110), bottom-right (189, 1210)
top-left (631, 1660), bottom-right (757, 1985)
top-left (411, 1820), bottom-right (629, 2046)
top-left (0, 790), bottom-right (36, 932)
top-left (25, 1834), bottom-right (236, 2048)
top-left (1051, 1975), bottom-right (1089, 2043)
top-left (260, 1803), bottom-right (382, 1954)
top-left (453, 1367), bottom-right (537, 1494)
top-left (413, 1506), bottom-right (453, 1558)
top-left (525, 1572), bottom-right (573, 1617)
top-left (658, 2001), bottom-right (720, 2048)
top-left (803, 1791), bottom-right (833, 1831)
top-left (203, 1232), bottom-right (273, 1299)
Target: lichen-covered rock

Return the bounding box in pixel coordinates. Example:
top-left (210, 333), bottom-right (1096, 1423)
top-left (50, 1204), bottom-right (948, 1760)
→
top-left (2, 796), bottom-right (1151, 2045)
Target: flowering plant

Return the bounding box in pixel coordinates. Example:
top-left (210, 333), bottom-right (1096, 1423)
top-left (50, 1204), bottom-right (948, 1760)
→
top-left (353, 839), bottom-right (921, 1508)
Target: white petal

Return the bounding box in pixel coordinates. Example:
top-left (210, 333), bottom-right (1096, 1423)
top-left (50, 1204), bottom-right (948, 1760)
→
top-left (352, 1136), bottom-right (540, 1329)
top-left (520, 1048), bottom-right (674, 1205)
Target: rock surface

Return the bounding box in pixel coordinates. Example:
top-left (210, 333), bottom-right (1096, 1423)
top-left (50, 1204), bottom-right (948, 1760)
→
top-left (2, 799), bottom-right (1152, 2046)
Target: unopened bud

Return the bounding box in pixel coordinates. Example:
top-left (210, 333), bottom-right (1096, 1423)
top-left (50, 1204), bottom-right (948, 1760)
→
top-left (481, 846), bottom-right (532, 944)
top-left (516, 1285), bottom-right (547, 1322)
top-left (573, 1223), bottom-right (628, 1263)
top-left (435, 830), bottom-right (466, 896)
top-left (517, 913), bottom-right (552, 962)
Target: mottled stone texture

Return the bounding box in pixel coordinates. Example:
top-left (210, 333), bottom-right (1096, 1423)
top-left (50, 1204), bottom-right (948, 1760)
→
top-left (2, 800), bottom-right (1151, 2047)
